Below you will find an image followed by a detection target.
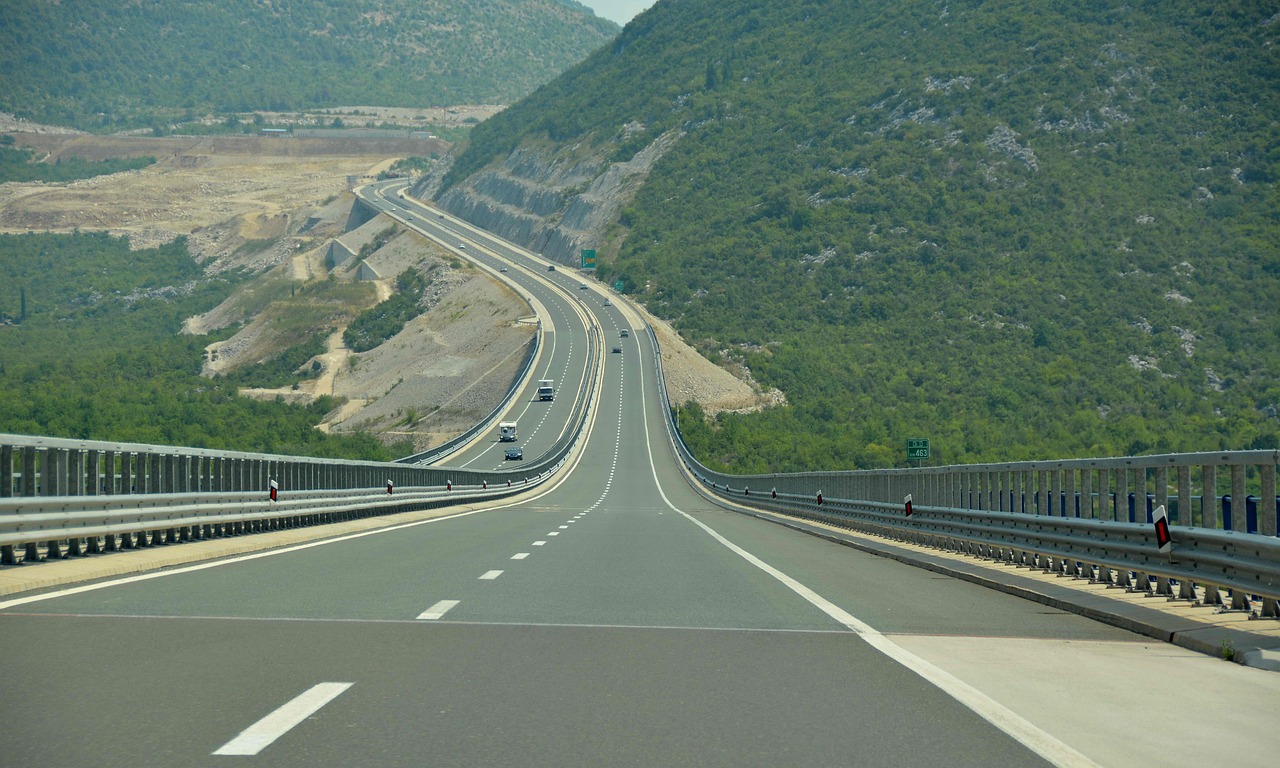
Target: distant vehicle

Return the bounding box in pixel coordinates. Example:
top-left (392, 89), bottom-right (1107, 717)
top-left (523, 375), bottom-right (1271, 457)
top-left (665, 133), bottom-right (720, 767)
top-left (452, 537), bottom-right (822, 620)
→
top-left (620, 329), bottom-right (629, 338)
top-left (505, 446), bottom-right (523, 461)
top-left (498, 421), bottom-right (518, 442)
top-left (499, 267), bottom-right (508, 273)
top-left (547, 265), bottom-right (556, 271)
top-left (458, 243), bottom-right (466, 249)
top-left (603, 299), bottom-right (611, 307)
top-left (579, 283), bottom-right (588, 290)
top-left (612, 345), bottom-right (622, 354)
top-left (537, 379), bottom-right (555, 401)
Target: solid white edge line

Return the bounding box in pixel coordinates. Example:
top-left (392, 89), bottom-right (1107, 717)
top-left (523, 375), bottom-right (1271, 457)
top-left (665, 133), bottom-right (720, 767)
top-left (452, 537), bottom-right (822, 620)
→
top-left (213, 682), bottom-right (353, 756)
top-left (634, 330), bottom-right (1101, 768)
top-left (416, 599), bottom-right (461, 621)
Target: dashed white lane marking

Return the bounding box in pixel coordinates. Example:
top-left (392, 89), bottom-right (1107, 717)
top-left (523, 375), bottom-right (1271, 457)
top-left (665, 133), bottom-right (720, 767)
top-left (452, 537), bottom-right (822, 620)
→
top-left (479, 570), bottom-right (504, 580)
top-left (533, 541), bottom-right (547, 546)
top-left (547, 532), bottom-right (560, 536)
top-left (511, 553), bottom-right (530, 560)
top-left (213, 682), bottom-right (353, 756)
top-left (416, 600), bottom-right (461, 621)
top-left (558, 525), bottom-right (569, 529)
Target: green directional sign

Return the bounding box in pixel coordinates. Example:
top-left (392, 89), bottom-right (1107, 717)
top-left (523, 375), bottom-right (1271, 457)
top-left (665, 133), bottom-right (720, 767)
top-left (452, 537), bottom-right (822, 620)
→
top-left (614, 280), bottom-right (625, 292)
top-left (906, 438), bottom-right (930, 460)
top-left (581, 249), bottom-right (597, 269)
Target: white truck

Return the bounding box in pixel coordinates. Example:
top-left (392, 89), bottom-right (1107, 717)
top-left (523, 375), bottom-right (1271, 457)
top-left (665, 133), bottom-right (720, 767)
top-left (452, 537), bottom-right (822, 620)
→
top-left (537, 380), bottom-right (555, 401)
top-left (498, 421), bottom-right (518, 442)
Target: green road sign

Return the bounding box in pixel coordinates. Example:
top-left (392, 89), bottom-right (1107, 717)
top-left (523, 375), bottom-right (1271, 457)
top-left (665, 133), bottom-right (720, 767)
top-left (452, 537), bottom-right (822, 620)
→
top-left (906, 438), bottom-right (930, 460)
top-left (581, 249), bottom-right (596, 269)
top-left (613, 280), bottom-right (624, 292)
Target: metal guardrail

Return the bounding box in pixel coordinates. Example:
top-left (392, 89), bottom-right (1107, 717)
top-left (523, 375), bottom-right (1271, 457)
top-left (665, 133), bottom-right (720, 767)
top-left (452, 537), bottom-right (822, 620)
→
top-left (646, 325), bottom-right (1280, 619)
top-left (0, 322), bottom-right (603, 567)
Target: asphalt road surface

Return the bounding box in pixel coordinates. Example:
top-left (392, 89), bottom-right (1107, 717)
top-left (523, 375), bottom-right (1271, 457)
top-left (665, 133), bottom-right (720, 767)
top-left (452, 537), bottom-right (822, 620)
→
top-left (3, 190), bottom-right (1276, 768)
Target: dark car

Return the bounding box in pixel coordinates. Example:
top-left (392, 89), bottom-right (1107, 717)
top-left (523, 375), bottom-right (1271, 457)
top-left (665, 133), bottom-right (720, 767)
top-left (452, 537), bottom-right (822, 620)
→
top-left (612, 345), bottom-right (622, 353)
top-left (504, 446), bottom-right (523, 460)
top-left (547, 265), bottom-right (556, 272)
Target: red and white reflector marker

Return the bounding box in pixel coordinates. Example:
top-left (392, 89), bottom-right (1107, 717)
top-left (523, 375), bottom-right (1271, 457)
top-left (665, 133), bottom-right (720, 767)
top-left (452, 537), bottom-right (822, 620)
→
top-left (904, 493), bottom-right (913, 517)
top-left (269, 478), bottom-right (278, 502)
top-left (1153, 504), bottom-right (1172, 554)
top-left (386, 480), bottom-right (393, 494)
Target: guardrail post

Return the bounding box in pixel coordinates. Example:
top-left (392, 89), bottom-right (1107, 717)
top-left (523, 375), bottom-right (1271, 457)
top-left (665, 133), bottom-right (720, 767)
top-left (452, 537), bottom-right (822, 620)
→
top-left (0, 444), bottom-right (14, 562)
top-left (1261, 463), bottom-right (1277, 538)
top-left (49, 448), bottom-right (67, 496)
top-left (1231, 464), bottom-right (1246, 532)
top-left (1080, 467), bottom-right (1093, 519)
top-left (1, 444), bottom-right (12, 498)
top-left (1175, 465), bottom-right (1191, 525)
top-left (86, 450), bottom-right (100, 495)
top-left (1200, 463), bottom-right (1217, 529)
top-left (20, 446), bottom-right (37, 496)
top-left (69, 449), bottom-right (84, 495)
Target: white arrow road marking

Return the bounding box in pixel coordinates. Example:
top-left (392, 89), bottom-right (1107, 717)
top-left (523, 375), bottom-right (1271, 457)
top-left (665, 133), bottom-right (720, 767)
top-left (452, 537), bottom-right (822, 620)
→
top-left (213, 682), bottom-right (353, 756)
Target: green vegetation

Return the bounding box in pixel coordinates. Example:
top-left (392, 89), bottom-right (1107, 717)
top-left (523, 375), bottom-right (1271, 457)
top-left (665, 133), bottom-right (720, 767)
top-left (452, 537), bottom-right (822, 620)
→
top-left (344, 270), bottom-right (431, 353)
top-left (0, 141), bottom-right (155, 183)
top-left (0, 0), bottom-right (617, 131)
top-left (0, 232), bottom-right (409, 460)
top-left (450, 0), bottom-right (1280, 470)
top-left (220, 335), bottom-right (329, 390)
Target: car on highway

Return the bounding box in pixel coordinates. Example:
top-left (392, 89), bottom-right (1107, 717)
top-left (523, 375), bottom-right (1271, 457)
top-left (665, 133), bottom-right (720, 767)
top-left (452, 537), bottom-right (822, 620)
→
top-left (504, 446), bottom-right (523, 461)
top-left (603, 299), bottom-right (612, 307)
top-left (499, 267), bottom-right (508, 273)
top-left (579, 283), bottom-right (588, 290)
top-left (620, 329), bottom-right (629, 338)
top-left (612, 345), bottom-right (622, 354)
top-left (547, 265), bottom-right (556, 272)
top-left (458, 243), bottom-right (466, 249)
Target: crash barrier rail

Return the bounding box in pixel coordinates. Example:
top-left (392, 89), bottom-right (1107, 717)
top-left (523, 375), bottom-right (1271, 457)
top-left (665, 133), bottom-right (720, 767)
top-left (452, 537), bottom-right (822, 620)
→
top-left (646, 326), bottom-right (1280, 619)
top-left (396, 331), bottom-right (539, 465)
top-left (0, 323), bottom-right (603, 567)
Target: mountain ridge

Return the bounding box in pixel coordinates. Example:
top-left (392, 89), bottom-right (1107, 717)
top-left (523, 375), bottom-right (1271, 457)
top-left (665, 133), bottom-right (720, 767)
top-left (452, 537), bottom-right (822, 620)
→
top-left (436, 0), bottom-right (1280, 469)
top-left (1, 0), bottom-right (618, 130)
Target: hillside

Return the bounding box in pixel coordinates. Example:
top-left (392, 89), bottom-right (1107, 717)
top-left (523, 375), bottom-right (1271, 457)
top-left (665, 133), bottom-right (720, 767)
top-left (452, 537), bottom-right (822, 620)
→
top-left (1, 0), bottom-right (617, 130)
top-left (436, 0), bottom-right (1280, 470)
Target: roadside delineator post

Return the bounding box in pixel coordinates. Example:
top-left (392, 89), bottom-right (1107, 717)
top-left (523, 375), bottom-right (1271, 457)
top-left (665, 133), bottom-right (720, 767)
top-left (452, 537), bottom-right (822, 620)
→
top-left (387, 480), bottom-right (393, 494)
top-left (269, 478), bottom-right (278, 502)
top-left (816, 490), bottom-right (823, 506)
top-left (1153, 504), bottom-right (1172, 554)
top-left (446, 480), bottom-right (452, 491)
top-left (904, 493), bottom-right (913, 517)
top-left (771, 487), bottom-right (777, 499)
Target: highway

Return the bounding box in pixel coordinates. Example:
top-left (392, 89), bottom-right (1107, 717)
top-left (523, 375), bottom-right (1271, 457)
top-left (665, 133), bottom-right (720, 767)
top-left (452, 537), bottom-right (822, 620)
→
top-left (2, 186), bottom-right (1277, 767)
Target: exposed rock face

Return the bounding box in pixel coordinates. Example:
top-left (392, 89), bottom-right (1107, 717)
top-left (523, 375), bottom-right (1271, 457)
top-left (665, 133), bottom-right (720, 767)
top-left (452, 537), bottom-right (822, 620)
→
top-left (419, 129), bottom-right (680, 264)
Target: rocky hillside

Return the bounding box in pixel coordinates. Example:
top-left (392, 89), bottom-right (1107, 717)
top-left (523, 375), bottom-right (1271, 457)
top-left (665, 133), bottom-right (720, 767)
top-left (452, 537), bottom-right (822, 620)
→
top-left (429, 0), bottom-right (1280, 469)
top-left (1, 0), bottom-right (618, 130)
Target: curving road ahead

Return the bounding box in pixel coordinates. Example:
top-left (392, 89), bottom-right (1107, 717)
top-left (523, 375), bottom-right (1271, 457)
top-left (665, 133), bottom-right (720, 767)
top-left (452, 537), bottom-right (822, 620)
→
top-left (1, 187), bottom-right (1276, 767)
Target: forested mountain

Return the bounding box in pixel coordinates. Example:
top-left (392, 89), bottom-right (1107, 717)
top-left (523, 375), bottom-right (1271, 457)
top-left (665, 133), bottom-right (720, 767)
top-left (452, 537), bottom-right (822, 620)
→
top-left (0, 0), bottom-right (618, 130)
top-left (444, 0), bottom-right (1280, 469)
